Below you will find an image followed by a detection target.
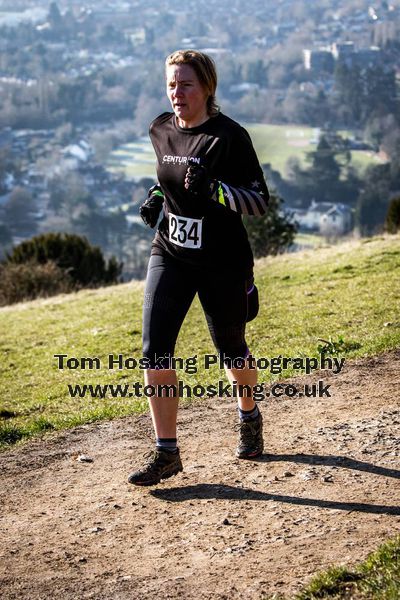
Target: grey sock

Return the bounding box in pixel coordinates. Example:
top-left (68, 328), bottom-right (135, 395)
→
top-left (156, 438), bottom-right (178, 453)
top-left (238, 405), bottom-right (260, 422)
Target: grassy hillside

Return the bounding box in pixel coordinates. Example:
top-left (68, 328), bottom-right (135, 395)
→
top-left (1, 234), bottom-right (399, 447)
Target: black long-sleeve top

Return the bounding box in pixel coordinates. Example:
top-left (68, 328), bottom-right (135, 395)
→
top-left (149, 111), bottom-right (269, 276)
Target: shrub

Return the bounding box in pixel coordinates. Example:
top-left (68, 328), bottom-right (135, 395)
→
top-left (6, 232), bottom-right (122, 286)
top-left (243, 191), bottom-right (297, 258)
top-left (385, 196), bottom-right (400, 234)
top-left (0, 261), bottom-right (75, 306)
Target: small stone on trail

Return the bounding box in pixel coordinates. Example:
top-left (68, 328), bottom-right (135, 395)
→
top-left (77, 454), bottom-right (93, 463)
top-left (301, 470), bottom-right (317, 481)
top-left (283, 471), bottom-right (294, 477)
top-left (222, 518), bottom-right (231, 525)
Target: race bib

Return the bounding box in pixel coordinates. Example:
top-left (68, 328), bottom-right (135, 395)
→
top-left (168, 212), bottom-right (203, 249)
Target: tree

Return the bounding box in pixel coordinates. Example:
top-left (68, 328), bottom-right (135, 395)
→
top-left (0, 261), bottom-right (74, 306)
top-left (243, 191), bottom-right (297, 258)
top-left (334, 61), bottom-right (397, 127)
top-left (48, 2), bottom-right (63, 31)
top-left (72, 207), bottom-right (110, 249)
top-left (334, 62), bottom-right (362, 125)
top-left (385, 197), bottom-right (400, 234)
top-left (133, 92), bottom-right (164, 136)
top-left (297, 135), bottom-right (356, 205)
top-left (355, 164), bottom-right (391, 236)
top-left (0, 147), bottom-right (16, 194)
top-left (382, 126), bottom-right (400, 173)
top-left (54, 122), bottom-right (74, 145)
top-left (354, 147), bottom-right (400, 235)
top-left (0, 224), bottom-right (12, 247)
top-left (48, 176), bottom-right (68, 215)
top-left (48, 172), bottom-right (88, 214)
top-left (361, 65), bottom-right (396, 121)
top-left (0, 223), bottom-right (12, 261)
top-left (243, 59), bottom-right (267, 85)
top-left (306, 136), bottom-right (341, 184)
top-left (57, 79), bottom-right (88, 120)
top-left (356, 191), bottom-right (389, 236)
top-left (3, 187), bottom-right (37, 234)
top-left (6, 232), bottom-right (122, 287)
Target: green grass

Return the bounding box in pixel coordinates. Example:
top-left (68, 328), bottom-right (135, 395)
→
top-left (107, 139), bottom-right (156, 179)
top-left (107, 123), bottom-right (385, 181)
top-left (246, 123), bottom-right (316, 174)
top-left (0, 234), bottom-right (399, 449)
top-left (293, 535), bottom-right (400, 599)
top-left (294, 232), bottom-right (329, 249)
top-left (245, 123), bottom-right (385, 176)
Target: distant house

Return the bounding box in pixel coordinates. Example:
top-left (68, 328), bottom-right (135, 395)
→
top-left (273, 21), bottom-right (297, 36)
top-left (303, 48), bottom-right (335, 74)
top-left (229, 82), bottom-right (260, 96)
top-left (3, 172), bottom-right (15, 191)
top-left (62, 142), bottom-right (91, 162)
top-left (305, 42), bottom-right (382, 76)
top-left (290, 200), bottom-right (353, 235)
top-left (333, 42), bottom-right (382, 68)
top-left (25, 168), bottom-right (47, 191)
top-left (331, 41), bottom-right (355, 62)
top-left (320, 205), bottom-right (353, 236)
top-left (355, 46), bottom-right (382, 68)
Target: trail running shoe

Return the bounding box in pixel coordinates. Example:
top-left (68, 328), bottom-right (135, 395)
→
top-left (235, 411), bottom-right (264, 459)
top-left (128, 448), bottom-right (183, 486)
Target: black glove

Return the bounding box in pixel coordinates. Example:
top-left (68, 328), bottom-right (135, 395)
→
top-left (184, 163), bottom-right (216, 197)
top-left (139, 185), bottom-right (164, 228)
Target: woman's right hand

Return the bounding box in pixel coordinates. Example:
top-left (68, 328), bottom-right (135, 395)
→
top-left (140, 185), bottom-right (165, 228)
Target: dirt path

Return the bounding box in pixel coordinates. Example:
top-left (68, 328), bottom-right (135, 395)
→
top-left (1, 351), bottom-right (400, 599)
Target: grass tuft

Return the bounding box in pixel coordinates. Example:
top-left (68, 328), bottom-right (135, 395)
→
top-left (0, 423), bottom-right (28, 445)
top-left (296, 567), bottom-right (362, 599)
top-left (293, 536), bottom-right (400, 600)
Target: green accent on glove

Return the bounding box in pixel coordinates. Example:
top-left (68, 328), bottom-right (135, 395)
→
top-left (217, 182), bottom-right (226, 206)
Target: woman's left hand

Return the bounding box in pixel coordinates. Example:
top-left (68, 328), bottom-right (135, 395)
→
top-left (184, 163), bottom-right (213, 196)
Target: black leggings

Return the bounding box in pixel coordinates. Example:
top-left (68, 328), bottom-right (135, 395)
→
top-left (142, 253), bottom-right (256, 368)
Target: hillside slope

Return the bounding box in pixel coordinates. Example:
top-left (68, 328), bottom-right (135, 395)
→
top-left (0, 235), bottom-right (399, 599)
top-left (0, 234), bottom-right (399, 446)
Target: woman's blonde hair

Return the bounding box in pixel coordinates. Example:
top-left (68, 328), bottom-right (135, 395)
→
top-left (165, 49), bottom-right (220, 117)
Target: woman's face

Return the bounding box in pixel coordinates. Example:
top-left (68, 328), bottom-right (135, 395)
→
top-left (166, 63), bottom-right (209, 128)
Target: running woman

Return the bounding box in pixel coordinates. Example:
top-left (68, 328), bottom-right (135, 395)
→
top-left (128, 50), bottom-right (269, 486)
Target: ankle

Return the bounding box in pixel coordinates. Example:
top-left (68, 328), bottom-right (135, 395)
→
top-left (238, 404), bottom-right (260, 422)
top-left (156, 437), bottom-right (178, 453)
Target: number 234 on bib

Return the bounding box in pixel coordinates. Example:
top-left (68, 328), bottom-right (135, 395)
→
top-left (168, 213), bottom-right (203, 249)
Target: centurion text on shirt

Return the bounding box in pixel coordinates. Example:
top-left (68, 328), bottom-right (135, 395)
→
top-left (54, 354), bottom-right (345, 376)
